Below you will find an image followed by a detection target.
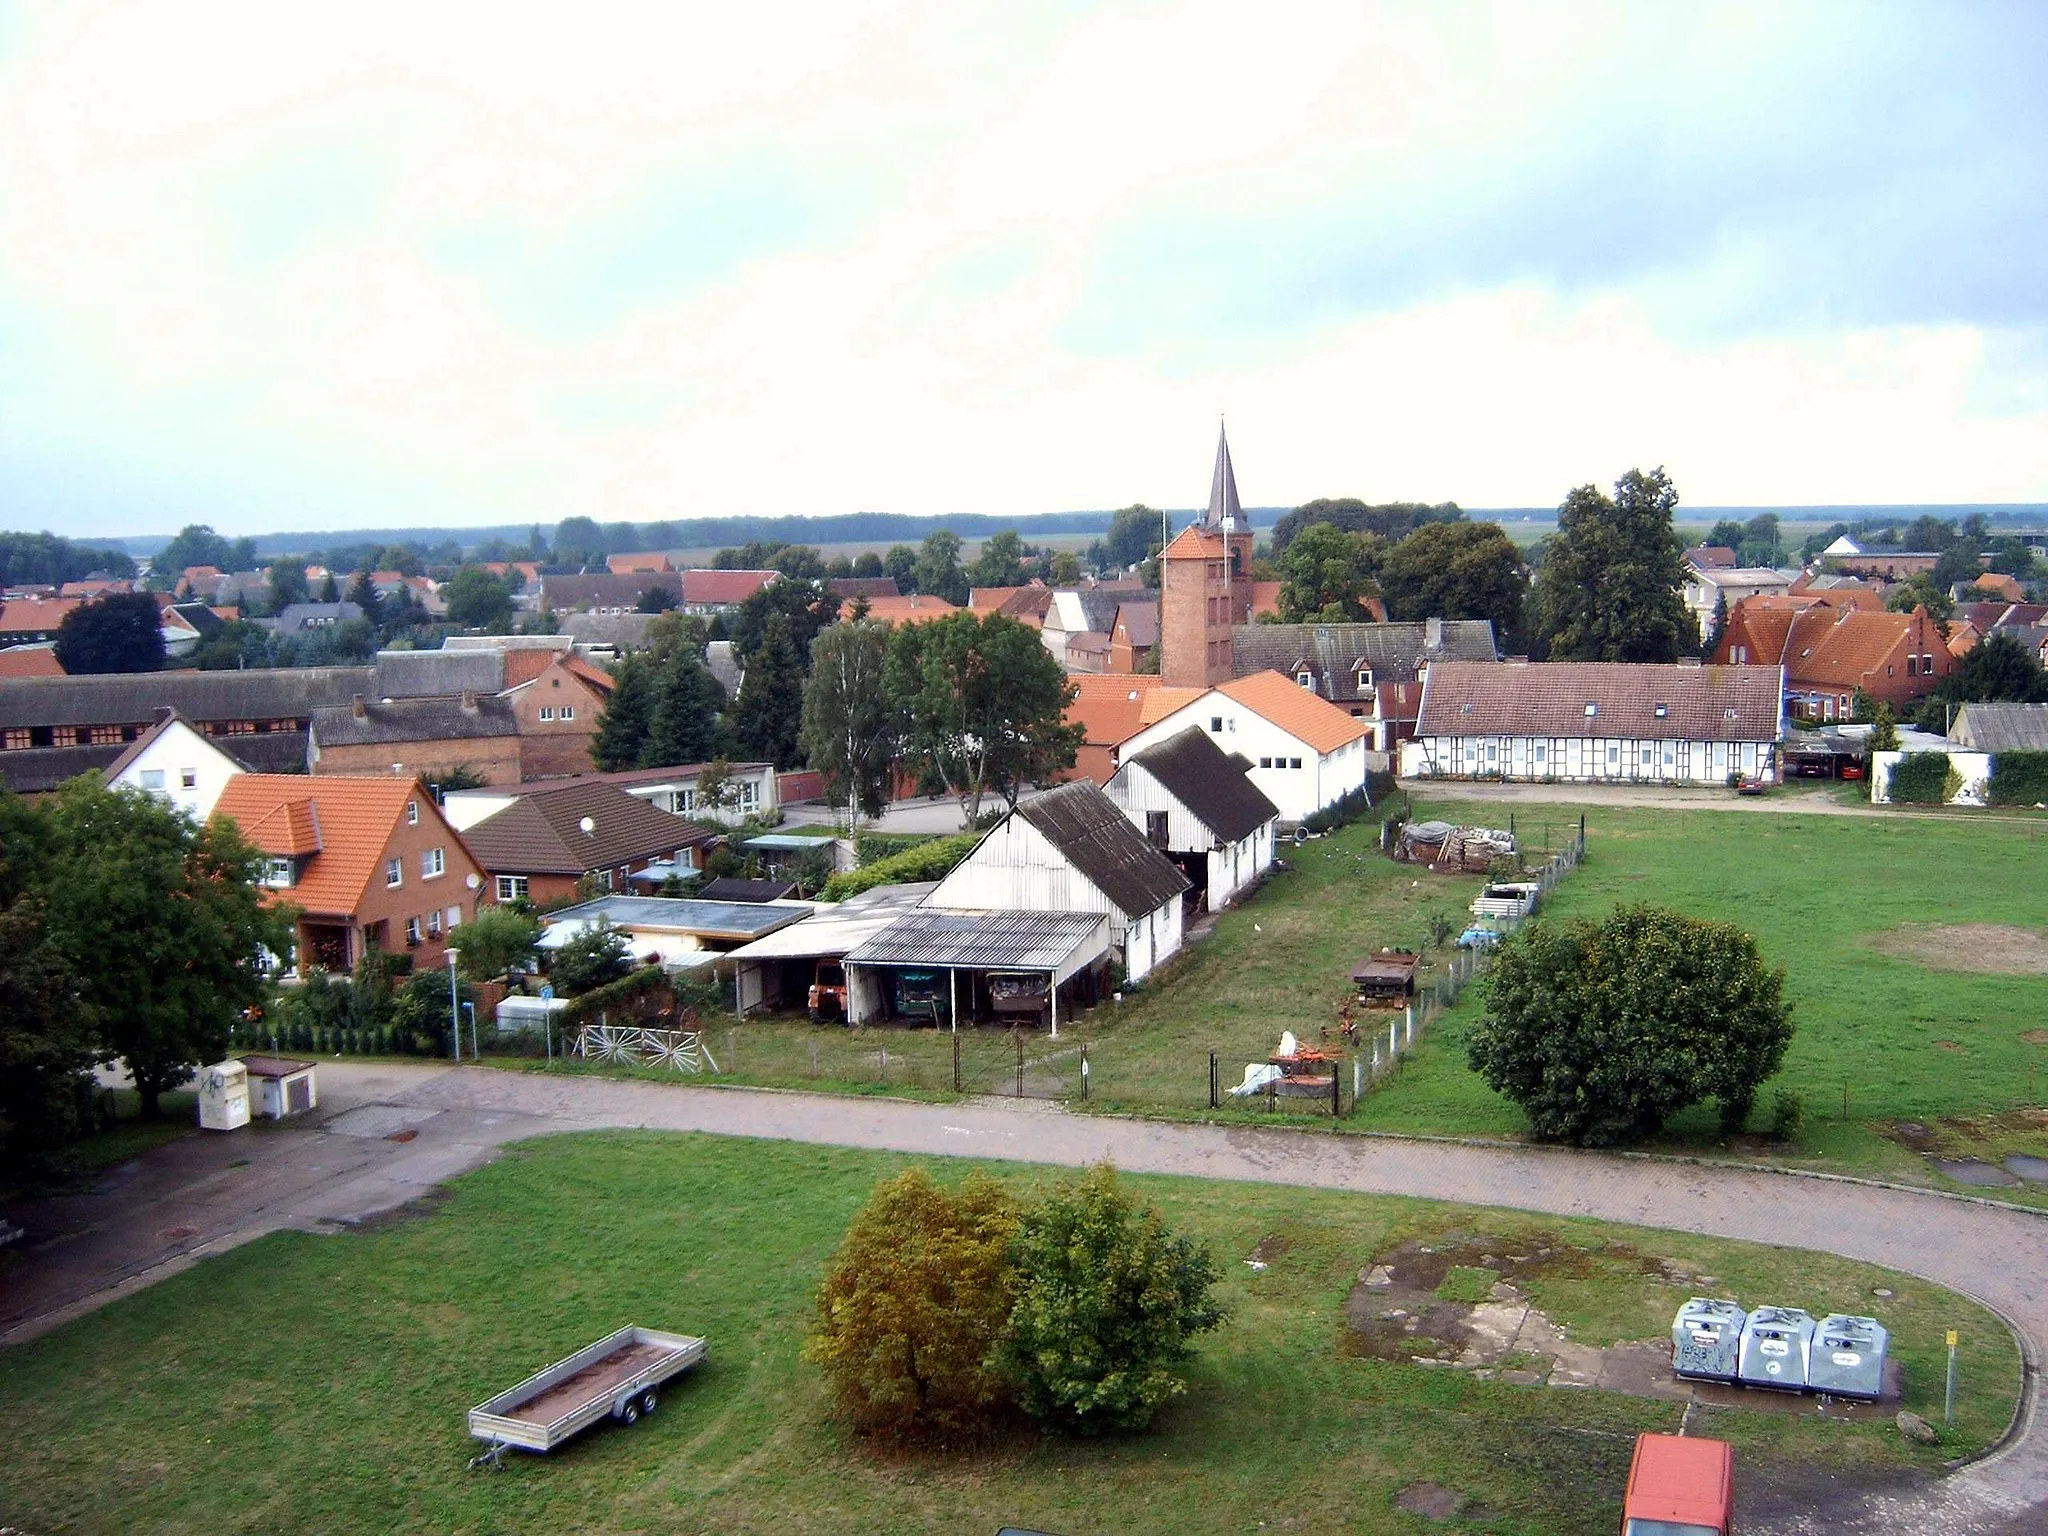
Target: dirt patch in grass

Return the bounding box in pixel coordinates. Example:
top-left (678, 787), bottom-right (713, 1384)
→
top-left (1870, 922), bottom-right (2048, 974)
top-left (1340, 1232), bottom-right (1898, 1418)
top-left (1394, 1481), bottom-right (1467, 1521)
top-left (333, 1187), bottom-right (453, 1233)
top-left (2019, 1029), bottom-right (2048, 1046)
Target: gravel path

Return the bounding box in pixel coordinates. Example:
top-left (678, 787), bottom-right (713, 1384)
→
top-left (7, 1061), bottom-right (2042, 1533)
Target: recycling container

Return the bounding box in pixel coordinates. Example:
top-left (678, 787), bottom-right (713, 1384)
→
top-left (1670, 1298), bottom-right (1748, 1382)
top-left (1737, 1305), bottom-right (1815, 1391)
top-left (1808, 1314), bottom-right (1889, 1401)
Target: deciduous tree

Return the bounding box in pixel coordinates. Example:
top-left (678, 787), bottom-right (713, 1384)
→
top-left (915, 530), bottom-right (970, 606)
top-left (266, 559), bottom-right (309, 614)
top-left (546, 921), bottom-right (634, 996)
top-left (1530, 469), bottom-right (1696, 662)
top-left (996, 1163), bottom-right (1224, 1435)
top-left (455, 905), bottom-right (542, 979)
top-left (1275, 522), bottom-right (1382, 623)
top-left (54, 592), bottom-right (166, 675)
top-left (443, 567), bottom-right (515, 631)
top-left (1378, 521), bottom-right (1527, 637)
top-left (1467, 903), bottom-right (1793, 1145)
top-left (802, 620), bottom-right (898, 826)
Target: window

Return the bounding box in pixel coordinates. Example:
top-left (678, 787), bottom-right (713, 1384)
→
top-left (1296, 671), bottom-right (1313, 688)
top-left (495, 875), bottom-right (529, 903)
top-left (1259, 756), bottom-right (1272, 768)
top-left (404, 917), bottom-right (422, 945)
top-left (1653, 703), bottom-right (1668, 718)
top-left (386, 857), bottom-right (403, 887)
top-left (1607, 746), bottom-right (1619, 763)
top-left (1584, 703), bottom-right (1598, 717)
top-left (427, 908), bottom-right (442, 938)
top-left (1533, 744), bottom-right (1546, 762)
top-left (1, 729), bottom-right (29, 750)
top-left (539, 706), bottom-right (555, 721)
top-left (1905, 654), bottom-right (1917, 676)
top-left (180, 767), bottom-right (197, 789)
top-left (140, 769), bottom-right (166, 791)
top-left (1921, 653), bottom-right (1934, 672)
top-left (1641, 746), bottom-right (1653, 763)
top-left (406, 799), bottom-right (419, 825)
top-left (1289, 757), bottom-right (1302, 770)
top-left (1485, 744), bottom-right (1498, 762)
top-left (1210, 716), bottom-right (1223, 733)
top-left (737, 779), bottom-right (760, 810)
top-left (89, 724), bottom-right (123, 745)
top-left (446, 905), bottom-right (462, 930)
top-left (422, 846), bottom-right (445, 879)
top-left (560, 705), bottom-right (574, 720)
top-left (1145, 811), bottom-right (1169, 847)
top-left (1358, 668), bottom-right (1373, 688)
top-left (264, 858), bottom-right (294, 888)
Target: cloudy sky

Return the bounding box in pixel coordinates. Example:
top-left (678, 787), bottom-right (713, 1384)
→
top-left (1, 0), bottom-right (2044, 539)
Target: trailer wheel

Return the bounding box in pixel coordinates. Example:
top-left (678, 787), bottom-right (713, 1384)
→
top-left (617, 1398), bottom-right (640, 1426)
top-left (640, 1388), bottom-right (659, 1416)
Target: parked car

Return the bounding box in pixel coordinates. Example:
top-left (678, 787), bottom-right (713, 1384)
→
top-left (1620, 1432), bottom-right (1732, 1535)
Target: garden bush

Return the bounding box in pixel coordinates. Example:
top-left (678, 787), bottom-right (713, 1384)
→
top-left (1987, 749), bottom-right (2048, 806)
top-left (820, 834), bottom-right (979, 902)
top-left (1888, 751), bottom-right (1957, 804)
top-left (853, 830), bottom-right (939, 866)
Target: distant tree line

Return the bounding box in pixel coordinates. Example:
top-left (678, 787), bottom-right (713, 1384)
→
top-left (0, 532), bottom-right (135, 590)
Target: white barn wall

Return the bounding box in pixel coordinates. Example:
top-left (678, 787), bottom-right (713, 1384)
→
top-left (1103, 761), bottom-right (1276, 910)
top-left (1118, 702), bottom-right (1368, 822)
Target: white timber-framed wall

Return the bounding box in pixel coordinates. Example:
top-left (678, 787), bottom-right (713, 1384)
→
top-left (1398, 733), bottom-right (1776, 785)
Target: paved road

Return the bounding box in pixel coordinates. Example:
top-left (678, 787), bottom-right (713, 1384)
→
top-left (5, 1063), bottom-right (2042, 1534)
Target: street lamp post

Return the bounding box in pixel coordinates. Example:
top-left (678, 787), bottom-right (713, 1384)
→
top-left (445, 948), bottom-right (462, 1062)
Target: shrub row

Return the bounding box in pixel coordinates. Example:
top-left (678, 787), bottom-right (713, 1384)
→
top-left (1987, 749), bottom-right (2048, 806)
top-left (1300, 784), bottom-right (1374, 836)
top-left (853, 830), bottom-right (940, 866)
top-left (1887, 751), bottom-right (1957, 804)
top-left (820, 833), bottom-right (980, 902)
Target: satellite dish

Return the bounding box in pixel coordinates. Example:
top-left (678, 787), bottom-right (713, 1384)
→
top-left (466, 873), bottom-right (481, 890)
top-left (579, 816), bottom-right (596, 835)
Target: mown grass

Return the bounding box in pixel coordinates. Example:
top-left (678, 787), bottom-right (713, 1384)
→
top-left (0, 1133), bottom-right (2016, 1536)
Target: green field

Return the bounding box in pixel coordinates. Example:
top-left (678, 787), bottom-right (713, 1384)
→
top-left (0, 1133), bottom-right (2016, 1536)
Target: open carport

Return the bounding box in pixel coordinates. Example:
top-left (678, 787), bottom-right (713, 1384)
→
top-left (842, 908), bottom-right (1110, 1033)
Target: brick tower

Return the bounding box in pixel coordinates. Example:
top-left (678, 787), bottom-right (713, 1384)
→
top-left (1160, 423), bottom-right (1255, 687)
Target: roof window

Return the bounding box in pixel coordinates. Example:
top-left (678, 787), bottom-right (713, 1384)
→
top-left (1584, 703), bottom-right (1598, 717)
top-left (1653, 703), bottom-right (1668, 718)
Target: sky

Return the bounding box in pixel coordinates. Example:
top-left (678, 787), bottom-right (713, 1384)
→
top-left (1, 0), bottom-right (2045, 540)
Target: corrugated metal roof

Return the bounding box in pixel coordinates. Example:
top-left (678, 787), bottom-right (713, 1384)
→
top-left (845, 908), bottom-right (1108, 971)
top-left (541, 895), bottom-right (813, 941)
top-left (1953, 702), bottom-right (2048, 752)
top-left (1012, 780), bottom-right (1189, 915)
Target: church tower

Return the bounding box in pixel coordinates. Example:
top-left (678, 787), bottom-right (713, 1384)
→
top-left (1160, 423), bottom-right (1256, 687)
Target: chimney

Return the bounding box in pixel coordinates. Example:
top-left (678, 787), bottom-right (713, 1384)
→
top-left (1425, 617), bottom-right (1444, 652)
top-left (351, 693), bottom-right (366, 719)
top-left (461, 689), bottom-right (478, 712)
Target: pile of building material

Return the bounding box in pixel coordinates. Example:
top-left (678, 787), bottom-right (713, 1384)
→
top-left (1394, 821), bottom-right (1517, 872)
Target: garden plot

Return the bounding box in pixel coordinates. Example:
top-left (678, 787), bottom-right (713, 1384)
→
top-left (1339, 1232), bottom-right (1898, 1419)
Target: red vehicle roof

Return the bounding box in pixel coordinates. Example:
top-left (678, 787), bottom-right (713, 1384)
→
top-left (1624, 1434), bottom-right (1731, 1530)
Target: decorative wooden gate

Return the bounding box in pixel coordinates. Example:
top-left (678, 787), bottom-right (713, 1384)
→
top-left (573, 1024), bottom-right (720, 1074)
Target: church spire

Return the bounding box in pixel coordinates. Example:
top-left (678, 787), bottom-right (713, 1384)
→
top-left (1205, 420), bottom-right (1245, 532)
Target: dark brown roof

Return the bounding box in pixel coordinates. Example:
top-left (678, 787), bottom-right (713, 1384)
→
top-left (698, 876), bottom-right (799, 902)
top-left (827, 577), bottom-right (899, 599)
top-left (1122, 726), bottom-right (1279, 843)
top-left (1013, 780), bottom-right (1188, 916)
top-left (0, 667), bottom-right (373, 730)
top-left (1231, 621), bottom-right (1497, 703)
top-left (459, 781), bottom-right (714, 875)
top-left (309, 695), bottom-right (518, 748)
top-left (540, 571), bottom-right (683, 611)
top-left (0, 744), bottom-right (126, 793)
top-left (1416, 661), bottom-right (1783, 741)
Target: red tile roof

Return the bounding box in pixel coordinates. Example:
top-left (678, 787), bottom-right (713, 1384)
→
top-left (861, 594), bottom-right (959, 626)
top-left (214, 775), bottom-right (436, 918)
top-left (1161, 526), bottom-right (1226, 560)
top-left (607, 553), bottom-right (673, 575)
top-left (1249, 580), bottom-right (1283, 619)
top-left (0, 597), bottom-right (84, 636)
top-left (1783, 606), bottom-right (1940, 690)
top-left (681, 569), bottom-right (778, 606)
top-left (1212, 670), bottom-right (1372, 753)
top-left (1417, 661), bottom-right (1782, 741)
top-left (0, 646), bottom-right (63, 678)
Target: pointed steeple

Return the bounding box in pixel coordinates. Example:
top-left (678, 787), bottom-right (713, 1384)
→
top-left (1204, 420), bottom-right (1245, 532)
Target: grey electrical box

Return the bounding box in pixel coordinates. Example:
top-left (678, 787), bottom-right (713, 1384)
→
top-left (1808, 1314), bottom-right (1889, 1401)
top-left (1738, 1305), bottom-right (1815, 1391)
top-left (1671, 1298), bottom-right (1748, 1382)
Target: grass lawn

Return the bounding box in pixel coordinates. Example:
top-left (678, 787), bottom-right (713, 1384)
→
top-left (0, 1133), bottom-right (2016, 1536)
top-left (1352, 799), bottom-right (2048, 1191)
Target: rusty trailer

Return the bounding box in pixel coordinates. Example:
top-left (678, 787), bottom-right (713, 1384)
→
top-left (467, 1325), bottom-right (707, 1467)
top-left (1351, 949), bottom-right (1420, 1005)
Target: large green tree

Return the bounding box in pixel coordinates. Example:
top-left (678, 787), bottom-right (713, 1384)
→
top-left (914, 531), bottom-right (970, 606)
top-left (730, 613), bottom-right (807, 768)
top-left (1378, 521), bottom-right (1527, 637)
top-left (1275, 523), bottom-right (1382, 623)
top-left (996, 1163), bottom-right (1224, 1435)
top-left (552, 516), bottom-right (607, 568)
top-left (643, 648), bottom-right (729, 767)
top-left (265, 558), bottom-right (309, 614)
top-left (1270, 498), bottom-right (1462, 555)
top-left (1467, 903), bottom-right (1793, 1145)
top-left (730, 578), bottom-right (840, 676)
top-left (592, 655), bottom-right (658, 770)
top-left (150, 524), bottom-right (245, 586)
top-left (35, 781), bottom-right (289, 1117)
top-left (802, 620), bottom-right (898, 826)
top-left (54, 592), bottom-right (166, 674)
top-left (1530, 468), bottom-right (1697, 661)
top-left (887, 612), bottom-right (1081, 818)
top-left (442, 566), bottom-right (515, 631)
top-left (970, 530), bottom-right (1027, 589)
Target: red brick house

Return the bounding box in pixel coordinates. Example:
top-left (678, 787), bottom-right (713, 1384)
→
top-left (214, 775), bottom-right (486, 973)
top-left (1718, 599), bottom-right (1955, 721)
top-left (499, 654), bottom-right (616, 778)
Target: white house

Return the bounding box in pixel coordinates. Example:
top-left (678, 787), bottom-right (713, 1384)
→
top-left (1114, 669), bottom-right (1374, 824)
top-left (1105, 725), bottom-right (1278, 911)
top-left (924, 779), bottom-right (1189, 983)
top-left (1400, 661), bottom-right (1785, 785)
top-left (103, 709), bottom-right (247, 821)
top-left (1682, 564), bottom-right (1796, 630)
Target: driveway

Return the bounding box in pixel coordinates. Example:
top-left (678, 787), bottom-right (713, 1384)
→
top-left (4, 1063), bottom-right (2041, 1534)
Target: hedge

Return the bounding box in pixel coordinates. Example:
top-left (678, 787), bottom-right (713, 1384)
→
top-left (1888, 751), bottom-right (1958, 805)
top-left (1988, 749), bottom-right (2048, 806)
top-left (854, 830), bottom-right (941, 866)
top-left (820, 833), bottom-right (980, 902)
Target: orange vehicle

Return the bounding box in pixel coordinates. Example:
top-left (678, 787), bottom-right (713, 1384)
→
top-left (1620, 1433), bottom-right (1733, 1535)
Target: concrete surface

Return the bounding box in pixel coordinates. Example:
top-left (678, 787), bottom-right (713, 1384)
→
top-left (3, 1062), bottom-right (2042, 1535)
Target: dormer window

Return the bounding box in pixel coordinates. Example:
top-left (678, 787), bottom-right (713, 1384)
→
top-left (264, 857), bottom-right (295, 888)
top-left (1584, 703), bottom-right (1598, 717)
top-left (1296, 671), bottom-right (1313, 689)
top-left (1358, 668), bottom-right (1373, 689)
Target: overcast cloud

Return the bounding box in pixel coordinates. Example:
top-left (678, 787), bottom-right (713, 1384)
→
top-left (1, 0), bottom-right (2044, 538)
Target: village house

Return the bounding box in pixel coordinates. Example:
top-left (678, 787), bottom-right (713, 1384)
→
top-left (606, 553), bottom-right (673, 575)
top-left (680, 569), bottom-right (779, 615)
top-left (0, 645), bottom-right (63, 679)
top-left (857, 593), bottom-right (959, 626)
top-left (1949, 702), bottom-right (2048, 753)
top-left (458, 780), bottom-right (714, 906)
top-left (538, 571), bottom-right (684, 613)
top-left (497, 653), bottom-right (616, 778)
top-left (1230, 618), bottom-right (1498, 750)
top-left (308, 693), bottom-right (523, 785)
top-left (213, 774), bottom-right (486, 973)
top-left (1715, 601), bottom-right (1955, 721)
top-left (1400, 660), bottom-right (1784, 784)
top-left (1682, 563), bottom-right (1796, 631)
top-left (1063, 674), bottom-right (1170, 784)
top-left (1105, 726), bottom-right (1278, 912)
top-left (537, 894), bottom-right (810, 971)
top-left (1107, 600), bottom-right (1158, 673)
top-left (923, 779), bottom-right (1189, 984)
top-left (442, 759), bottom-right (780, 829)
top-left (104, 709), bottom-right (250, 821)
top-left (1114, 669), bottom-right (1375, 824)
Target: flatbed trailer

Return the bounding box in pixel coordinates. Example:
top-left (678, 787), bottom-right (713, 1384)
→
top-left (467, 1325), bottom-right (707, 1467)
